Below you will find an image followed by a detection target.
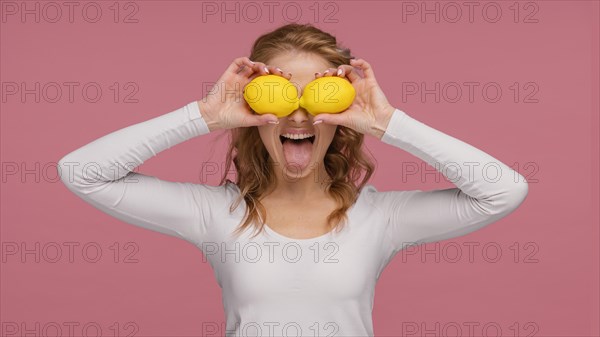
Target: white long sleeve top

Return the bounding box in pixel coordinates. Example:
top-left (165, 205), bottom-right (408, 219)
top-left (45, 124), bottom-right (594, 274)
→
top-left (58, 101), bottom-right (528, 337)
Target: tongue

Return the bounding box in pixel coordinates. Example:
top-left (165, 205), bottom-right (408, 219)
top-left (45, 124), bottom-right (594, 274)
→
top-left (282, 138), bottom-right (312, 171)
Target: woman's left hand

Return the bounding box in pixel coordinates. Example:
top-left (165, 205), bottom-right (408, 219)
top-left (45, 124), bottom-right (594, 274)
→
top-left (312, 58), bottom-right (396, 139)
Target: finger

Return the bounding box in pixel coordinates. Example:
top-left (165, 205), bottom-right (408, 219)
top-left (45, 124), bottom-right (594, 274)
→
top-left (231, 59), bottom-right (252, 77)
top-left (239, 57), bottom-right (258, 77)
top-left (259, 113), bottom-right (280, 126)
top-left (237, 58), bottom-right (264, 79)
top-left (314, 71), bottom-right (323, 79)
top-left (350, 58), bottom-right (376, 80)
top-left (321, 68), bottom-right (337, 77)
top-left (238, 64), bottom-right (259, 79)
top-left (246, 113), bottom-right (279, 127)
top-left (248, 61), bottom-right (270, 76)
top-left (264, 64), bottom-right (283, 76)
top-left (312, 113), bottom-right (347, 128)
top-left (273, 67), bottom-right (285, 76)
top-left (238, 65), bottom-right (255, 77)
top-left (228, 57), bottom-right (250, 74)
top-left (335, 66), bottom-right (346, 77)
top-left (270, 66), bottom-right (292, 80)
top-left (341, 65), bottom-right (362, 83)
top-left (335, 64), bottom-right (353, 77)
top-left (246, 62), bottom-right (271, 82)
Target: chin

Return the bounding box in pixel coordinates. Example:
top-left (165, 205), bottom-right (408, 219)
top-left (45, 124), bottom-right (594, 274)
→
top-left (258, 123), bottom-right (336, 180)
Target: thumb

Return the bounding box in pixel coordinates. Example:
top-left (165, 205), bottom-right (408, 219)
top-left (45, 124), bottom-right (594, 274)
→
top-left (256, 113), bottom-right (280, 126)
top-left (313, 113), bottom-right (345, 127)
top-left (241, 113), bottom-right (278, 127)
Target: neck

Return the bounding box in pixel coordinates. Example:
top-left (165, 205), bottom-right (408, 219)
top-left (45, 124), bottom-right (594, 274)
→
top-left (268, 160), bottom-right (332, 201)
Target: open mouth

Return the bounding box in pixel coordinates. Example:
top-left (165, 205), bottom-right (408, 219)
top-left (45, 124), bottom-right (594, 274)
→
top-left (279, 135), bottom-right (316, 144)
top-left (276, 131), bottom-right (316, 173)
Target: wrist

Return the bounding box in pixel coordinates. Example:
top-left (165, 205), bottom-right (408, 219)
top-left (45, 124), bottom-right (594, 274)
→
top-left (196, 100), bottom-right (221, 132)
top-left (370, 105), bottom-right (395, 140)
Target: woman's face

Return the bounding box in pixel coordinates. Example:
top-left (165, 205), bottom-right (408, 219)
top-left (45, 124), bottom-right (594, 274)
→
top-left (257, 52), bottom-right (338, 181)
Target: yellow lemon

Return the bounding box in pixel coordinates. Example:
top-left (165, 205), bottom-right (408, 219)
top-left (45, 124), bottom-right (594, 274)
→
top-left (243, 75), bottom-right (299, 117)
top-left (299, 76), bottom-right (355, 115)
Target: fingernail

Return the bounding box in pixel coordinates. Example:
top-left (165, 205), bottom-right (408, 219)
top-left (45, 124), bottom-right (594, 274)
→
top-left (323, 70), bottom-right (329, 74)
top-left (288, 72), bottom-right (292, 77)
top-left (315, 72), bottom-right (320, 76)
top-left (337, 68), bottom-right (343, 76)
top-left (249, 60), bottom-right (255, 64)
top-left (313, 120), bottom-right (323, 125)
top-left (264, 67), bottom-right (269, 73)
top-left (276, 67), bottom-right (282, 73)
top-left (268, 120), bottom-right (279, 124)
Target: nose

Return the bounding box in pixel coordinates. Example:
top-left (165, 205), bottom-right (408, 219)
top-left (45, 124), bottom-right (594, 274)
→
top-left (287, 108), bottom-right (310, 124)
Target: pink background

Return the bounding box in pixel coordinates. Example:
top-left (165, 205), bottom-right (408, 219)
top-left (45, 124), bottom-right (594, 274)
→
top-left (2, 1), bottom-right (598, 336)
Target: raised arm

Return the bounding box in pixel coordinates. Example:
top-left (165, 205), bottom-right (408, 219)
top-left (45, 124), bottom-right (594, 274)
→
top-left (58, 101), bottom-right (215, 246)
top-left (57, 57), bottom-right (288, 246)
top-left (372, 108), bottom-right (529, 253)
top-left (311, 58), bottom-right (529, 256)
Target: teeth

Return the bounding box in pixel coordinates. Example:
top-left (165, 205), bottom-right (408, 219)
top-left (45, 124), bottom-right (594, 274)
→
top-left (281, 133), bottom-right (314, 140)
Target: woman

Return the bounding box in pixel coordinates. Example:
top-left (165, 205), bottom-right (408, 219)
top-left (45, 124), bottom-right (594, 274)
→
top-left (58, 23), bottom-right (528, 336)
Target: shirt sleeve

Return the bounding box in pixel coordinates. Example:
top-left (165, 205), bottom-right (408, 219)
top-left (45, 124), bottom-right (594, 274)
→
top-left (371, 108), bottom-right (529, 256)
top-left (57, 101), bottom-right (216, 247)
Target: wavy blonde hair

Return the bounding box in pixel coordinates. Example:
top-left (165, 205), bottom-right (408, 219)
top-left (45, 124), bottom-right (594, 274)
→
top-left (219, 23), bottom-right (376, 239)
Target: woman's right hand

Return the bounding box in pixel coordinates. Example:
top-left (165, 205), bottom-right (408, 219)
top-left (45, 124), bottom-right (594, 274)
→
top-left (197, 57), bottom-right (291, 131)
